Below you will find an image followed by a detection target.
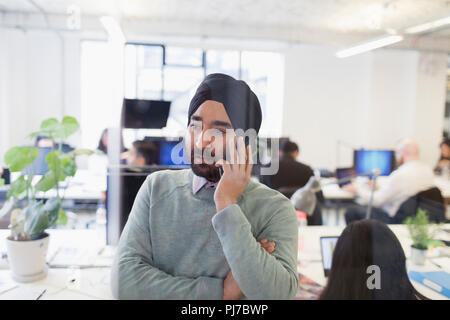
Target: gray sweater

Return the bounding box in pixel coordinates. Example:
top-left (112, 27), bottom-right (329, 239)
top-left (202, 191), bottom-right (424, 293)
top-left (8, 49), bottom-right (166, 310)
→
top-left (111, 169), bottom-right (299, 299)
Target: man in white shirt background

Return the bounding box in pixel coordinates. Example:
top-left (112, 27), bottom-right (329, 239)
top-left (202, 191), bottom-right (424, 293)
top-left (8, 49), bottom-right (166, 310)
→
top-left (343, 139), bottom-right (436, 224)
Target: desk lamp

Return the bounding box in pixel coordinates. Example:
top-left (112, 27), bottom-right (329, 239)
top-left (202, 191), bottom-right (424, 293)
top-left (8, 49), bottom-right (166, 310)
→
top-left (291, 169), bottom-right (381, 219)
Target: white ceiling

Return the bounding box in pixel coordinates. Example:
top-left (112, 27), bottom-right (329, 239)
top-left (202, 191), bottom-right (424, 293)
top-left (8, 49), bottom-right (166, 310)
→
top-left (1, 0), bottom-right (450, 50)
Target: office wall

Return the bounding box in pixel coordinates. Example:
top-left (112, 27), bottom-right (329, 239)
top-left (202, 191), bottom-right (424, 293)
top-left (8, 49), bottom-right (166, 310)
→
top-left (0, 29), bottom-right (9, 162)
top-left (282, 44), bottom-right (372, 170)
top-left (411, 53), bottom-right (447, 166)
top-left (282, 44), bottom-right (447, 170)
top-left (0, 29), bottom-right (81, 162)
top-left (0, 31), bottom-right (446, 171)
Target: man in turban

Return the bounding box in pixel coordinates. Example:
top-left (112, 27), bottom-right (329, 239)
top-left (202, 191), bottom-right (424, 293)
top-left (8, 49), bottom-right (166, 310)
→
top-left (112, 74), bottom-right (298, 300)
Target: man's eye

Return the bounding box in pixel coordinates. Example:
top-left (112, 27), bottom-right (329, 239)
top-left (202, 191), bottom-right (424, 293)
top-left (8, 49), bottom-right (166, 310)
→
top-left (190, 123), bottom-right (201, 130)
top-left (211, 128), bottom-right (226, 134)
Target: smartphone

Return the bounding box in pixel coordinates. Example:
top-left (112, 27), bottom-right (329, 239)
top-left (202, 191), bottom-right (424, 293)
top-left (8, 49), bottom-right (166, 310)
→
top-left (216, 140), bottom-right (255, 179)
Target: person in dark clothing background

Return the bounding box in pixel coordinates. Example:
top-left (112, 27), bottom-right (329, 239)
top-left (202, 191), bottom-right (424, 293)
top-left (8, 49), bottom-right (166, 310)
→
top-left (319, 220), bottom-right (428, 300)
top-left (126, 140), bottom-right (158, 166)
top-left (262, 140), bottom-right (323, 225)
top-left (266, 140), bottom-right (314, 190)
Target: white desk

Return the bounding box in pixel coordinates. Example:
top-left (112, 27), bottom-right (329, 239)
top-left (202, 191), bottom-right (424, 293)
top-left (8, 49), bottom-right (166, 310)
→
top-left (321, 176), bottom-right (450, 201)
top-left (1, 226), bottom-right (449, 300)
top-left (298, 224), bottom-right (450, 300)
top-left (5, 170), bottom-right (104, 202)
top-left (0, 229), bottom-right (114, 300)
top-left (320, 180), bottom-right (354, 200)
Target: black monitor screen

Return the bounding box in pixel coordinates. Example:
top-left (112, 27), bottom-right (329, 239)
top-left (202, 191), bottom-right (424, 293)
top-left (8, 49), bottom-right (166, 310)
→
top-left (122, 99), bottom-right (171, 129)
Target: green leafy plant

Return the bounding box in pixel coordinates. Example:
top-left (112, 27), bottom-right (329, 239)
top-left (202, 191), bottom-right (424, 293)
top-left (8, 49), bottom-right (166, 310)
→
top-left (0, 116), bottom-right (93, 240)
top-left (404, 208), bottom-right (442, 250)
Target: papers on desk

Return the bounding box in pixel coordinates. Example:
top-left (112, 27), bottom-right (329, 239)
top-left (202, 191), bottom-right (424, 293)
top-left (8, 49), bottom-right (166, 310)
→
top-left (48, 245), bottom-right (115, 268)
top-left (431, 257), bottom-right (450, 270)
top-left (0, 275), bottom-right (17, 295)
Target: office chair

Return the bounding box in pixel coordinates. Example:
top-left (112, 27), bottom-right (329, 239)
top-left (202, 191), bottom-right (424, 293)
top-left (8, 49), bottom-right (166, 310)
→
top-left (393, 187), bottom-right (446, 224)
top-left (279, 185), bottom-right (324, 226)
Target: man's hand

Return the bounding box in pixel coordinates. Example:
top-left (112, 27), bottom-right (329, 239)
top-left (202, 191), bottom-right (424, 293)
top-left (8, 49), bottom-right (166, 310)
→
top-left (259, 238), bottom-right (276, 254)
top-left (342, 182), bottom-right (358, 195)
top-left (223, 270), bottom-right (242, 300)
top-left (223, 239), bottom-right (275, 300)
top-left (214, 136), bottom-right (253, 212)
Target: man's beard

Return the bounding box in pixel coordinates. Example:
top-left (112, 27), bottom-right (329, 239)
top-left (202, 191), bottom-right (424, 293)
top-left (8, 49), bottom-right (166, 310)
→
top-left (190, 149), bottom-right (221, 183)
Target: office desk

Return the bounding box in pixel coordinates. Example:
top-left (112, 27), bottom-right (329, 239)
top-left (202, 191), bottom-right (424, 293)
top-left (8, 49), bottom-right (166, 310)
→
top-left (320, 181), bottom-right (354, 200)
top-left (4, 170), bottom-right (104, 202)
top-left (321, 176), bottom-right (450, 201)
top-left (0, 229), bottom-right (114, 300)
top-left (298, 224), bottom-right (450, 300)
top-left (1, 225), bottom-right (449, 300)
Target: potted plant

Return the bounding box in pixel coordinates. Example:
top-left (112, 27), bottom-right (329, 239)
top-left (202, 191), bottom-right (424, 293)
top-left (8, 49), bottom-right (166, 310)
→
top-left (0, 116), bottom-right (92, 282)
top-left (404, 208), bottom-right (442, 266)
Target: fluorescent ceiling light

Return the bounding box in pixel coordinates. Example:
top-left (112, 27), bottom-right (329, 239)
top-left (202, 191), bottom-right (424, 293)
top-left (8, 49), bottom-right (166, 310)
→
top-left (404, 16), bottom-right (450, 34)
top-left (336, 35), bottom-right (404, 58)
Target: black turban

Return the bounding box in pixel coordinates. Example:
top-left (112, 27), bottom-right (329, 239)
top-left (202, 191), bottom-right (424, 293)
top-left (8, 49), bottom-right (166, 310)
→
top-left (188, 73), bottom-right (262, 134)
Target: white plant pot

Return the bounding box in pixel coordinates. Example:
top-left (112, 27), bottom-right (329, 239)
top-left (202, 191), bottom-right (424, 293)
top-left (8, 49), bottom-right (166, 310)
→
top-left (410, 246), bottom-right (427, 266)
top-left (6, 233), bottom-right (49, 283)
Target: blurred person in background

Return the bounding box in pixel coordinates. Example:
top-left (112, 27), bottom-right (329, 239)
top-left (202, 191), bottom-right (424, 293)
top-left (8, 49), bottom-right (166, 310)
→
top-left (319, 220), bottom-right (428, 300)
top-left (262, 140), bottom-right (314, 191)
top-left (35, 135), bottom-right (55, 148)
top-left (126, 140), bottom-right (158, 167)
top-left (434, 138), bottom-right (450, 174)
top-left (343, 139), bottom-right (435, 224)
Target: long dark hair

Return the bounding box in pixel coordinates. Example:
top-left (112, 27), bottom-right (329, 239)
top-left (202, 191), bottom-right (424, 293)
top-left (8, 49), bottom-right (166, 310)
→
top-left (319, 220), bottom-right (428, 300)
top-left (440, 139), bottom-right (450, 160)
top-left (97, 128), bottom-right (127, 154)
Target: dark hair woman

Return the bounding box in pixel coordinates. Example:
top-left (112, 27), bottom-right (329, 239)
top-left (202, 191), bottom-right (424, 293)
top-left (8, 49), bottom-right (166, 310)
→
top-left (435, 139), bottom-right (450, 174)
top-left (319, 220), bottom-right (428, 300)
top-left (97, 128), bottom-right (127, 154)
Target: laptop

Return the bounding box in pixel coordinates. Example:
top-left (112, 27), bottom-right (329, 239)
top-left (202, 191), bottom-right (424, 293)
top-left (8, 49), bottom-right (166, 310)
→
top-left (320, 236), bottom-right (339, 277)
top-left (335, 167), bottom-right (356, 188)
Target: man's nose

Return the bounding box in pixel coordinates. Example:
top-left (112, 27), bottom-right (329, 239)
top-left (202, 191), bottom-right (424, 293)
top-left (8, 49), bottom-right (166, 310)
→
top-left (194, 129), bottom-right (213, 150)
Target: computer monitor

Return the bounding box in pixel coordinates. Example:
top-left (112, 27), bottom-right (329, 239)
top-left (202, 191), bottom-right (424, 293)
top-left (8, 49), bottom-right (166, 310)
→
top-left (23, 147), bottom-right (52, 175)
top-left (22, 146), bottom-right (75, 176)
top-left (335, 167), bottom-right (356, 188)
top-left (122, 99), bottom-right (171, 129)
top-left (159, 140), bottom-right (185, 166)
top-left (354, 149), bottom-right (395, 176)
top-left (144, 136), bottom-right (187, 166)
top-left (105, 166), bottom-right (188, 244)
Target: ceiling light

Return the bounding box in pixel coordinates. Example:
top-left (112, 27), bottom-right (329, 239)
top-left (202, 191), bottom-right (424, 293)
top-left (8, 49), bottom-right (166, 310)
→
top-left (336, 35), bottom-right (403, 58)
top-left (404, 16), bottom-right (450, 34)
